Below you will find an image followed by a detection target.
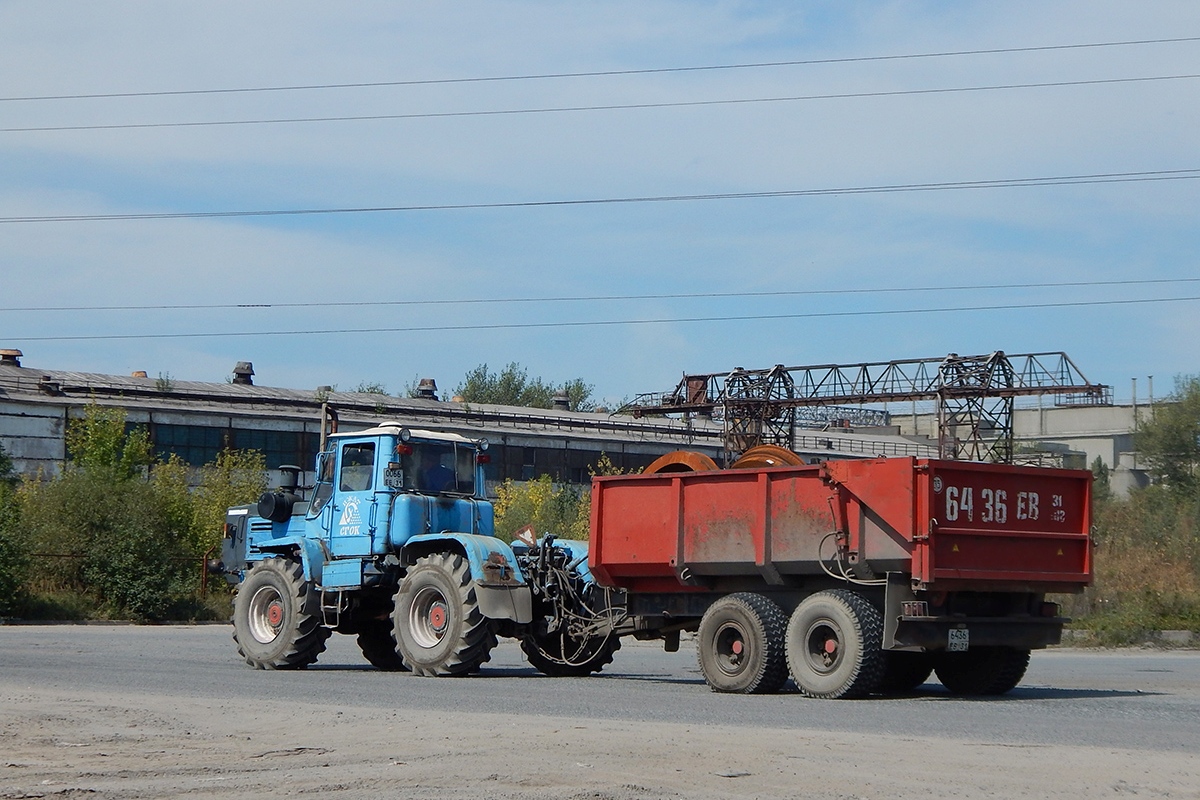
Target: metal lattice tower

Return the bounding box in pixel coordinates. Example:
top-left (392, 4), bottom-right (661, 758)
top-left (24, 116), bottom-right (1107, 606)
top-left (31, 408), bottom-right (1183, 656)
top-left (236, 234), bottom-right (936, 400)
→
top-left (620, 351), bottom-right (1111, 463)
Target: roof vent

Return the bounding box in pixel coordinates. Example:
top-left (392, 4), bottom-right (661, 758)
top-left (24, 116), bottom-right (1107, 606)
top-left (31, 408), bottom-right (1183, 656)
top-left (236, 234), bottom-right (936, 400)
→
top-left (416, 378), bottom-right (438, 400)
top-left (232, 361), bottom-right (255, 385)
top-left (0, 349), bottom-right (22, 367)
top-left (552, 391), bottom-right (571, 411)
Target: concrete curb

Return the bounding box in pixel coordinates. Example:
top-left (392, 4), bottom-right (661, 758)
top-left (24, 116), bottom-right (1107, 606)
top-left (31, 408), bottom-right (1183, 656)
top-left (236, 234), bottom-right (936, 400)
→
top-left (1061, 628), bottom-right (1197, 647)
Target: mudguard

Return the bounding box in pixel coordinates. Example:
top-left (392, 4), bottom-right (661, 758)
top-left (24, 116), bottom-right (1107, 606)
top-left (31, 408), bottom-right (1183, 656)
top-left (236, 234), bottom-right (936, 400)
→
top-left (246, 535), bottom-right (328, 585)
top-left (401, 533), bottom-right (532, 623)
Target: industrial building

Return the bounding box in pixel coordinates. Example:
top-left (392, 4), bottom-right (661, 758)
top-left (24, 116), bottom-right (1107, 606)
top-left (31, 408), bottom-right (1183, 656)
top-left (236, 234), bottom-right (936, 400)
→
top-left (0, 350), bottom-right (935, 494)
top-left (0, 349), bottom-right (1147, 495)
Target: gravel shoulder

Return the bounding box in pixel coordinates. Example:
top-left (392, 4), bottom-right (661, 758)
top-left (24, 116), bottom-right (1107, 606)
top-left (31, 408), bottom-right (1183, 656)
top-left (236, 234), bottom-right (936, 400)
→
top-left (4, 682), bottom-right (1199, 799)
top-left (2, 627), bottom-right (1199, 799)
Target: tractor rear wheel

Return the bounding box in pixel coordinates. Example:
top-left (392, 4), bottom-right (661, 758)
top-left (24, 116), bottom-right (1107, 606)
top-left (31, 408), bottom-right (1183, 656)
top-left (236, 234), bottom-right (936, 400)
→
top-left (392, 553), bottom-right (497, 676)
top-left (785, 589), bottom-right (885, 699)
top-left (522, 631), bottom-right (621, 677)
top-left (934, 647), bottom-right (1031, 696)
top-left (696, 593), bottom-right (789, 694)
top-left (232, 558), bottom-right (330, 669)
top-left (356, 618), bottom-right (409, 671)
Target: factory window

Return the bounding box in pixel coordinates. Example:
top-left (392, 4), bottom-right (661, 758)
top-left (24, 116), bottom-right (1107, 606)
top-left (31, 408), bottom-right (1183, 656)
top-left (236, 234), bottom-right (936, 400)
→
top-left (152, 424), bottom-right (225, 465)
top-left (233, 429), bottom-right (320, 469)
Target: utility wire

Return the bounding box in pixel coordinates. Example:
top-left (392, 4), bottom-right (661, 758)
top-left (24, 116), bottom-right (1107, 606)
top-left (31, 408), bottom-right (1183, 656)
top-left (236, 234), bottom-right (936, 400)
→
top-left (8, 295), bottom-right (1199, 343)
top-left (4, 277), bottom-right (1199, 314)
top-left (5, 73), bottom-right (1195, 134)
top-left (3, 35), bottom-right (1198, 103)
top-left (2, 169), bottom-right (1197, 225)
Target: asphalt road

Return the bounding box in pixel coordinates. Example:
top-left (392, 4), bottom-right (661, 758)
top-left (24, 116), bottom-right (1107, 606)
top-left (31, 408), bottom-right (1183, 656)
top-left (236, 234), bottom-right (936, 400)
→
top-left (2, 624), bottom-right (1198, 754)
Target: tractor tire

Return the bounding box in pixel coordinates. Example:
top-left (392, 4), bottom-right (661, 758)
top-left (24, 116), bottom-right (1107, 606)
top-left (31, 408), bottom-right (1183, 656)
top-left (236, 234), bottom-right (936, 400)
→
top-left (232, 558), bottom-right (330, 670)
top-left (934, 647), bottom-right (1031, 696)
top-left (696, 592), bottom-right (789, 694)
top-left (521, 631), bottom-right (621, 677)
top-left (785, 589), bottom-right (885, 699)
top-left (356, 619), bottom-right (409, 671)
top-left (392, 552), bottom-right (497, 677)
top-left (879, 651), bottom-right (935, 693)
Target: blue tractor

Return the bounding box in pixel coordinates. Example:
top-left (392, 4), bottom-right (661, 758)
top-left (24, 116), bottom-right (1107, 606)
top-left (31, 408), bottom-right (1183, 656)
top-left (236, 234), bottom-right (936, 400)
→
top-left (219, 422), bottom-right (622, 676)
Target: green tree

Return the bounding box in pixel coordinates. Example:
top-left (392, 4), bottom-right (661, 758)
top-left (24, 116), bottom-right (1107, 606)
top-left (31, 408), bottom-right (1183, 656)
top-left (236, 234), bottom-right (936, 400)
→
top-left (190, 448), bottom-right (268, 554)
top-left (0, 440), bottom-right (16, 487)
top-left (455, 362), bottom-right (594, 411)
top-left (64, 402), bottom-right (152, 479)
top-left (21, 407), bottom-right (192, 618)
top-left (1136, 375), bottom-right (1200, 495)
top-left (493, 475), bottom-right (590, 541)
top-left (0, 478), bottom-right (27, 616)
top-left (1091, 456), bottom-right (1112, 506)
top-left (492, 453), bottom-right (632, 541)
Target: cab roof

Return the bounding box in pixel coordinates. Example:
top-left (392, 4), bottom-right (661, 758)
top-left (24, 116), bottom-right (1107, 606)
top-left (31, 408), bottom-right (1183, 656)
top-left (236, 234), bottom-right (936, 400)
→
top-left (328, 422), bottom-right (482, 445)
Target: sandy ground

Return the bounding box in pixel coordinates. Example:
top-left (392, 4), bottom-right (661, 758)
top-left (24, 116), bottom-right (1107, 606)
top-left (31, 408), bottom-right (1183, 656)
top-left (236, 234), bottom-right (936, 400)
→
top-left (3, 683), bottom-right (1199, 800)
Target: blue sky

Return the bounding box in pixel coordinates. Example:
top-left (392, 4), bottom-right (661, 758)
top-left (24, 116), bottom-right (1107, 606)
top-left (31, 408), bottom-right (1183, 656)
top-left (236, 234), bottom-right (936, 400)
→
top-left (2, 2), bottom-right (1198, 407)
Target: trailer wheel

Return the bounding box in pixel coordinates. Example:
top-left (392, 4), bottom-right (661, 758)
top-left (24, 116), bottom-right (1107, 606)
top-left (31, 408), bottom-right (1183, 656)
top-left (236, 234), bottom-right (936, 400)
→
top-left (879, 651), bottom-right (935, 693)
top-left (522, 632), bottom-right (621, 677)
top-left (356, 619), bottom-right (409, 671)
top-left (786, 589), bottom-right (885, 699)
top-left (934, 647), bottom-right (1031, 696)
top-left (392, 553), bottom-right (497, 677)
top-left (696, 593), bottom-right (789, 694)
top-left (232, 558), bottom-right (330, 670)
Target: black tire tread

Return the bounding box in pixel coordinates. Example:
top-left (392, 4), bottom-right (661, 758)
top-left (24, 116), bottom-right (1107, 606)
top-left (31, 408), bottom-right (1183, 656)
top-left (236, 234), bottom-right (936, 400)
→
top-left (935, 647), bottom-right (1031, 696)
top-left (880, 651), bottom-right (935, 693)
top-left (521, 633), bottom-right (622, 677)
top-left (356, 619), bottom-right (409, 671)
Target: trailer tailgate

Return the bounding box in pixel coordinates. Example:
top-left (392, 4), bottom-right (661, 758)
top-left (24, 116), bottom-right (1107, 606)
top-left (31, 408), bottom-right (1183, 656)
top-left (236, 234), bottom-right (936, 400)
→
top-left (915, 460), bottom-right (1093, 589)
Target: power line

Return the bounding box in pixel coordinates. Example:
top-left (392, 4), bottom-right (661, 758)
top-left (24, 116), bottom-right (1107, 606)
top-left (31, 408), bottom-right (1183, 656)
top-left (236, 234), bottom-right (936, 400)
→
top-left (8, 295), bottom-right (1199, 342)
top-left (5, 277), bottom-right (1199, 314)
top-left (6, 73), bottom-right (1195, 134)
top-left (3, 35), bottom-right (1197, 103)
top-left (2, 169), bottom-right (1197, 225)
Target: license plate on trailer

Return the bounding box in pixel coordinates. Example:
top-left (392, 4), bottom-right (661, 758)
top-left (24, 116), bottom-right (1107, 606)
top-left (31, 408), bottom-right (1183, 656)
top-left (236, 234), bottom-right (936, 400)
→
top-left (947, 628), bottom-right (970, 652)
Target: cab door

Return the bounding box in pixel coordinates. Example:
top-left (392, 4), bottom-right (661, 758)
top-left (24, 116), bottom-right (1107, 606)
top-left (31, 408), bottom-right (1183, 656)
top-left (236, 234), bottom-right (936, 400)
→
top-left (327, 440), bottom-right (381, 558)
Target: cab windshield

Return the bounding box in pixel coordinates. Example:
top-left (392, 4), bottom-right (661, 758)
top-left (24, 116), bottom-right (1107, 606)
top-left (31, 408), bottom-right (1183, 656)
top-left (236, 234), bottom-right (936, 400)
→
top-left (397, 442), bottom-right (476, 496)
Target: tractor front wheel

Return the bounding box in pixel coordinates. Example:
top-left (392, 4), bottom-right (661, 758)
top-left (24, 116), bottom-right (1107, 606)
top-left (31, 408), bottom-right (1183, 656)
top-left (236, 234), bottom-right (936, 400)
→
top-left (232, 558), bottom-right (330, 669)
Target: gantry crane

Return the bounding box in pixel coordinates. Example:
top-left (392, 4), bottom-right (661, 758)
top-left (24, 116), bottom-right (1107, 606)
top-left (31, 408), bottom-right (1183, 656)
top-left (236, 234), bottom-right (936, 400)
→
top-left (619, 351), bottom-right (1111, 464)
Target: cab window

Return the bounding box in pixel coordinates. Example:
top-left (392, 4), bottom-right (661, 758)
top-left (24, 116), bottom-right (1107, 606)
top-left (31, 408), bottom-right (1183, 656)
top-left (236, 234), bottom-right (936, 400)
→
top-left (339, 443), bottom-right (376, 492)
top-left (308, 450), bottom-right (336, 515)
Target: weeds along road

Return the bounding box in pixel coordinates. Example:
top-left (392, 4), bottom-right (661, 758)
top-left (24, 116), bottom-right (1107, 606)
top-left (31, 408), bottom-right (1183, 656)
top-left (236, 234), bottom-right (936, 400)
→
top-left (2, 625), bottom-right (1198, 799)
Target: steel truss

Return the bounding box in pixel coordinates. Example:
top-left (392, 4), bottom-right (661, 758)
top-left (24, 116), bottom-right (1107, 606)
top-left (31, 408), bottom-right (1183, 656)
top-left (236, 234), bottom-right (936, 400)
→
top-left (621, 351), bottom-right (1111, 463)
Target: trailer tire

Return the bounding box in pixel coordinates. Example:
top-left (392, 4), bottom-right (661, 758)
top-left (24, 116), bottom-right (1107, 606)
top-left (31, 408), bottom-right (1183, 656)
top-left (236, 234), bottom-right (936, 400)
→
top-left (786, 589), bottom-right (885, 699)
top-left (356, 619), bottom-right (409, 671)
top-left (232, 558), bottom-right (330, 670)
top-left (880, 651), bottom-right (935, 693)
top-left (392, 552), bottom-right (496, 677)
top-left (522, 632), bottom-right (621, 677)
top-left (934, 647), bottom-right (1031, 696)
top-left (696, 593), bottom-right (789, 694)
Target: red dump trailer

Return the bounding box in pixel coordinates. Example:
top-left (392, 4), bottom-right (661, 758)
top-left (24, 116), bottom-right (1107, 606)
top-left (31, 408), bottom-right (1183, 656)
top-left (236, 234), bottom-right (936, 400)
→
top-left (589, 457), bottom-right (1093, 697)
